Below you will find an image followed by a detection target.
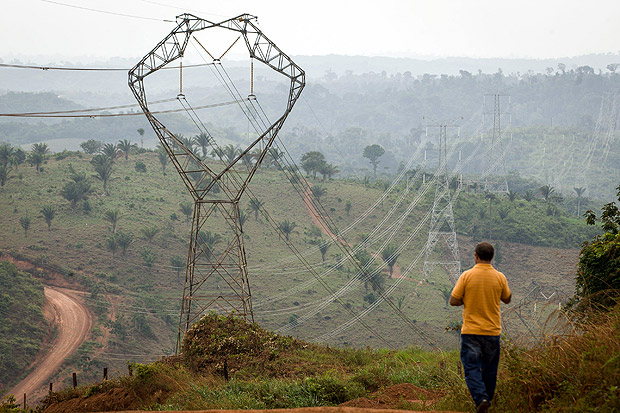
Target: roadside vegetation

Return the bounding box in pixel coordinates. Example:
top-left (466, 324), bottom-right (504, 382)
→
top-left (0, 260), bottom-right (47, 391)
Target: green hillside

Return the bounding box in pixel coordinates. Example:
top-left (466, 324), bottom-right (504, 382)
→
top-left (0, 144), bottom-right (597, 387)
top-left (0, 261), bottom-right (47, 392)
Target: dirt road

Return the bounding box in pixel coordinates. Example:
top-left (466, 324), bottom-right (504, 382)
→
top-left (8, 286), bottom-right (92, 401)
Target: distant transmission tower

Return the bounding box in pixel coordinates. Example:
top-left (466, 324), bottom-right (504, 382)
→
top-left (483, 93), bottom-right (510, 194)
top-left (422, 123), bottom-right (461, 285)
top-left (129, 14), bottom-right (305, 351)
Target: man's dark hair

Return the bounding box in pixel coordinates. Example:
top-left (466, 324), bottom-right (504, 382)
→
top-left (475, 242), bottom-right (494, 261)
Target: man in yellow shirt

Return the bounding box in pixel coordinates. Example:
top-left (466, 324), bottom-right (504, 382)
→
top-left (450, 242), bottom-right (511, 413)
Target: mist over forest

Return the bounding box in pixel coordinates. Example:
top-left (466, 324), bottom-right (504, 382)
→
top-left (2, 53), bottom-right (619, 200)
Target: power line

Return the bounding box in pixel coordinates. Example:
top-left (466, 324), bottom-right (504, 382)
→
top-left (39, 0), bottom-right (174, 22)
top-left (0, 62), bottom-right (214, 71)
top-left (0, 99), bottom-right (242, 118)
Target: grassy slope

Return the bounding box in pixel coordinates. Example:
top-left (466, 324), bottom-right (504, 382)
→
top-left (0, 150), bottom-right (593, 387)
top-left (0, 261), bottom-right (47, 392)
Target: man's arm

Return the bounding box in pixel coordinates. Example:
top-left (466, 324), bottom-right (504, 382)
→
top-left (501, 294), bottom-right (512, 304)
top-left (449, 295), bottom-right (463, 306)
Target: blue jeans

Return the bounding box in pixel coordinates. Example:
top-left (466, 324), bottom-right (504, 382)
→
top-left (460, 334), bottom-right (501, 406)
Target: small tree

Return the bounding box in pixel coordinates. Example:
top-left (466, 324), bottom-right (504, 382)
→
top-left (116, 231), bottom-right (134, 257)
top-left (20, 216), bottom-right (31, 237)
top-left (40, 205), bottom-right (56, 231)
top-left (508, 190), bottom-right (518, 202)
top-left (91, 154), bottom-right (114, 196)
top-left (106, 236), bottom-right (119, 258)
top-left (170, 255), bottom-right (185, 282)
top-left (140, 247), bottom-right (156, 267)
top-left (28, 151), bottom-right (44, 173)
top-left (319, 240), bottom-right (330, 263)
top-left (576, 184), bottom-right (620, 310)
top-left (80, 139), bottom-right (102, 155)
top-left (101, 143), bottom-right (120, 161)
top-left (278, 220), bottom-right (297, 241)
top-left (198, 231), bottom-right (222, 259)
top-left (363, 144), bottom-right (385, 178)
top-left (247, 198), bottom-right (264, 221)
top-left (344, 199), bottom-right (352, 216)
top-left (104, 209), bottom-right (121, 233)
top-left (117, 139), bottom-right (137, 160)
top-left (540, 184), bottom-right (555, 203)
top-left (61, 179), bottom-right (92, 208)
top-left (438, 285), bottom-right (452, 309)
top-left (381, 244), bottom-right (400, 276)
top-left (311, 185), bottom-right (327, 202)
top-left (0, 163), bottom-right (11, 187)
top-left (157, 148), bottom-right (168, 174)
top-left (141, 226), bottom-right (160, 244)
top-left (180, 202), bottom-right (193, 222)
top-left (134, 161), bottom-right (147, 174)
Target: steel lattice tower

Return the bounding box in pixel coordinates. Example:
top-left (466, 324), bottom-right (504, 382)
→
top-left (422, 125), bottom-right (461, 285)
top-left (483, 93), bottom-right (510, 194)
top-left (128, 14), bottom-right (305, 351)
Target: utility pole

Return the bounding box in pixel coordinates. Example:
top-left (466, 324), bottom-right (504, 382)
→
top-left (129, 14), bottom-right (305, 352)
top-left (422, 122), bottom-right (461, 285)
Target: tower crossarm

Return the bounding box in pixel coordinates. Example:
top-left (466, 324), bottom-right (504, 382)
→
top-left (128, 13), bottom-right (305, 202)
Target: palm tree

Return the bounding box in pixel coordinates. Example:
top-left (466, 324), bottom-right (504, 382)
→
top-left (198, 230), bottom-right (222, 259)
top-left (524, 190), bottom-right (534, 202)
top-left (41, 205), bottom-right (56, 231)
top-left (141, 226), bottom-right (160, 244)
top-left (223, 144), bottom-right (241, 164)
top-left (0, 163), bottom-right (11, 186)
top-left (247, 198), bottom-right (264, 221)
top-left (101, 143), bottom-right (120, 161)
top-left (91, 155), bottom-right (114, 195)
top-left (117, 139), bottom-right (138, 160)
top-left (20, 216), bottom-right (31, 237)
top-left (170, 255), bottom-right (185, 282)
top-left (193, 133), bottom-right (211, 158)
top-left (61, 179), bottom-right (92, 208)
top-left (278, 220), bottom-right (296, 241)
top-left (239, 210), bottom-right (248, 228)
top-left (381, 244), bottom-right (400, 276)
top-left (439, 285), bottom-right (452, 309)
top-left (31, 143), bottom-right (49, 156)
top-left (540, 185), bottom-right (555, 203)
top-left (319, 240), bottom-right (331, 263)
top-left (137, 128), bottom-right (145, 148)
top-left (104, 209), bottom-right (120, 233)
top-left (106, 236), bottom-right (118, 258)
top-left (180, 202), bottom-right (193, 222)
top-left (574, 187), bottom-right (586, 217)
top-left (508, 190), bottom-right (518, 202)
top-left (28, 151), bottom-right (44, 173)
top-left (116, 231), bottom-right (134, 257)
top-left (157, 147), bottom-right (169, 174)
top-left (344, 200), bottom-right (352, 216)
top-left (311, 185), bottom-right (327, 202)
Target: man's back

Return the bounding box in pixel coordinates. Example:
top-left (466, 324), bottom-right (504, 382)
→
top-left (451, 263), bottom-right (511, 336)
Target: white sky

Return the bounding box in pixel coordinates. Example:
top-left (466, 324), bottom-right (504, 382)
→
top-left (1, 0), bottom-right (620, 61)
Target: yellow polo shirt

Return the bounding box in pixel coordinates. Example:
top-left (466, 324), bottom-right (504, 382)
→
top-left (451, 263), bottom-right (511, 335)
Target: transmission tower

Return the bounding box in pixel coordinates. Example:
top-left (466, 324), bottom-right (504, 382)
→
top-left (128, 14), bottom-right (305, 350)
top-left (422, 123), bottom-right (461, 285)
top-left (483, 93), bottom-right (510, 194)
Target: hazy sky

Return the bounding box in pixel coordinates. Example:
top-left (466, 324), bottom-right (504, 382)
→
top-left (2, 0), bottom-right (620, 61)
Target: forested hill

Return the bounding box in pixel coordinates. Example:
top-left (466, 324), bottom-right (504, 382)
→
top-left (1, 56), bottom-right (620, 200)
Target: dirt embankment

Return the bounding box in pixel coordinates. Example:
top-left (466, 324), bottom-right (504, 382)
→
top-left (3, 256), bottom-right (93, 402)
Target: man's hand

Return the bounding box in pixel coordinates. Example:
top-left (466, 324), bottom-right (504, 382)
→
top-left (502, 294), bottom-right (512, 304)
top-left (449, 295), bottom-right (463, 306)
